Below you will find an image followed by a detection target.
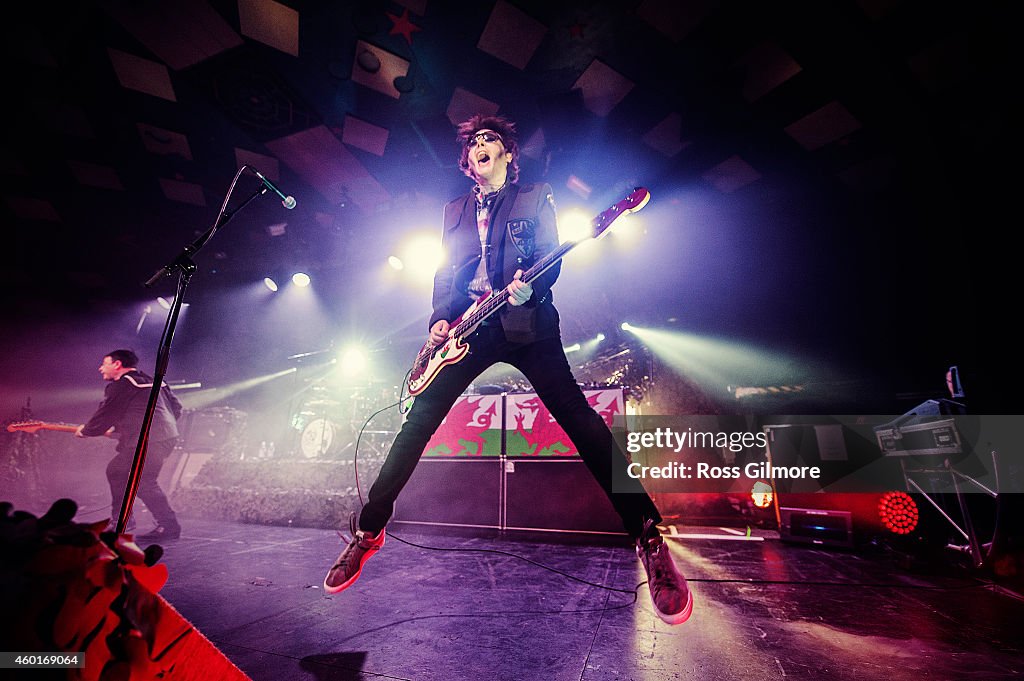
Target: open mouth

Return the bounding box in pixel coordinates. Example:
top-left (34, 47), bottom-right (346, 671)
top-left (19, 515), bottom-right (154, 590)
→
top-left (476, 152), bottom-right (491, 165)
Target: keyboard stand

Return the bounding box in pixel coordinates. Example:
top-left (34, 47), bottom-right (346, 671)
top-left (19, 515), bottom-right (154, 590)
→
top-left (899, 453), bottom-right (999, 568)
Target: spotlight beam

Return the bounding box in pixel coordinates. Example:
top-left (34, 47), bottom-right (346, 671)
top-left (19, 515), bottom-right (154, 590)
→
top-left (181, 367), bottom-right (297, 410)
top-left (622, 324), bottom-right (810, 393)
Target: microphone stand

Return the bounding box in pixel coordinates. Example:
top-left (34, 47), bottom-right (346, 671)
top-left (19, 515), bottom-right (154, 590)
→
top-left (116, 168), bottom-right (270, 534)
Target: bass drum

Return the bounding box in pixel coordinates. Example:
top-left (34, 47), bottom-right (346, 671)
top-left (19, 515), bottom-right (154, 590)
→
top-left (299, 418), bottom-right (350, 459)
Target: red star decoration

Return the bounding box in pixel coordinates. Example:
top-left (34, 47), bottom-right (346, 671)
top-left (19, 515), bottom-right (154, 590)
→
top-left (387, 8), bottom-right (421, 46)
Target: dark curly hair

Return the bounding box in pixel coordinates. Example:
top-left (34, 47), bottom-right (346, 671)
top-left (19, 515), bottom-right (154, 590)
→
top-left (456, 114), bottom-right (519, 184)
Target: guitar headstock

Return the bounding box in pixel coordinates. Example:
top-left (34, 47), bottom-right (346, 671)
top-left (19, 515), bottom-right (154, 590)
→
top-left (591, 187), bottom-right (650, 240)
top-left (7, 421), bottom-right (44, 433)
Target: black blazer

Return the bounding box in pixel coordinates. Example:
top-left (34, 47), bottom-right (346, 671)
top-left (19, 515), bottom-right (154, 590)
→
top-left (81, 370), bottom-right (183, 450)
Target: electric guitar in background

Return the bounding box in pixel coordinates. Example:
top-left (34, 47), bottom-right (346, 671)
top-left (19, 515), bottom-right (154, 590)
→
top-left (406, 187), bottom-right (651, 396)
top-left (6, 421), bottom-right (115, 437)
top-left (7, 421), bottom-right (81, 434)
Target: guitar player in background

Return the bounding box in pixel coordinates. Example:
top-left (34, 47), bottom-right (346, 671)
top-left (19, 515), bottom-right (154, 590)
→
top-left (324, 114), bottom-right (692, 625)
top-left (75, 349), bottom-right (183, 541)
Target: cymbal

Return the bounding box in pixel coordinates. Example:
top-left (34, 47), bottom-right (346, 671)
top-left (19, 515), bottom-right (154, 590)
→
top-left (303, 399), bottom-right (340, 408)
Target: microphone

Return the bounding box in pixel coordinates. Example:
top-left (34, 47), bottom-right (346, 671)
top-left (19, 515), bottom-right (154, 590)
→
top-left (252, 168), bottom-right (296, 210)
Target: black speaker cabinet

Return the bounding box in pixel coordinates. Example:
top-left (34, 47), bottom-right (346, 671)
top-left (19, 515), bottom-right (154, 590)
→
top-left (780, 507), bottom-right (854, 548)
top-left (503, 458), bottom-right (626, 535)
top-left (182, 407), bottom-right (247, 455)
top-left (392, 459), bottom-right (502, 529)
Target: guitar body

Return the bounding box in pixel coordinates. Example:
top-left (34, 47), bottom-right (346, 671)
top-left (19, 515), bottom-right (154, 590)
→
top-left (407, 297), bottom-right (487, 396)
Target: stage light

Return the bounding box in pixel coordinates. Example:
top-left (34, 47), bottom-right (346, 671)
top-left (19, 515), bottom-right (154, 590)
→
top-left (292, 272), bottom-right (311, 287)
top-left (338, 346), bottom-right (368, 377)
top-left (750, 481), bottom-right (774, 509)
top-left (595, 333), bottom-right (605, 342)
top-left (621, 322), bottom-right (633, 331)
top-left (401, 234), bottom-right (443, 281)
top-left (263, 277), bottom-right (279, 292)
top-left (558, 209), bottom-right (593, 243)
top-left (155, 296), bottom-right (188, 309)
top-left (564, 343), bottom-right (581, 353)
top-left (878, 491), bottom-right (918, 535)
top-left (388, 256), bottom-right (404, 270)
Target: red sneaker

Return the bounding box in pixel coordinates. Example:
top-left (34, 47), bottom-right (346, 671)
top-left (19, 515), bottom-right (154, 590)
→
top-left (324, 515), bottom-right (385, 594)
top-left (636, 520), bottom-right (693, 624)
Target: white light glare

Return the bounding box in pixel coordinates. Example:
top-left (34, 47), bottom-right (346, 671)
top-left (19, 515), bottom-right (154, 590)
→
top-left (401, 235), bottom-right (444, 281)
top-left (339, 347), bottom-right (368, 376)
top-left (558, 209), bottom-right (593, 243)
top-left (292, 272), bottom-right (311, 287)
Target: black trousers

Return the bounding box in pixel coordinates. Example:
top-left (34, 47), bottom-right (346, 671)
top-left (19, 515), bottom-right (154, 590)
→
top-left (360, 325), bottom-right (661, 538)
top-left (106, 436), bottom-right (179, 528)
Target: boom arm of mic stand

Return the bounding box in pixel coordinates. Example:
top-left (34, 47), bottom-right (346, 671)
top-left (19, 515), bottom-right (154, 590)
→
top-left (143, 185), bottom-right (265, 288)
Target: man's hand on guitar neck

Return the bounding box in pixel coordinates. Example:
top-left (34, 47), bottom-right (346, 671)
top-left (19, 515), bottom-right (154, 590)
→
top-left (507, 269), bottom-right (532, 306)
top-left (75, 425), bottom-right (115, 438)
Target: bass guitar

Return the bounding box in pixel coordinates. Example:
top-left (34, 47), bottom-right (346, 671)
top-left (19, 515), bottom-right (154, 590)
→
top-left (407, 186), bottom-right (651, 396)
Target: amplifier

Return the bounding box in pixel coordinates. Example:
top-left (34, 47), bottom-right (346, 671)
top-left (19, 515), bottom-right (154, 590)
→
top-left (182, 407), bottom-right (247, 455)
top-left (780, 507), bottom-right (853, 548)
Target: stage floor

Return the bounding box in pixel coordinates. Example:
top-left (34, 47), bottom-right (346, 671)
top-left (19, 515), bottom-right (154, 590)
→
top-left (153, 518), bottom-right (1024, 681)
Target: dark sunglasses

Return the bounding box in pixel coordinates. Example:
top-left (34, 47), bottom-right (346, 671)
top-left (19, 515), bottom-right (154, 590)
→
top-left (466, 131), bottom-right (503, 147)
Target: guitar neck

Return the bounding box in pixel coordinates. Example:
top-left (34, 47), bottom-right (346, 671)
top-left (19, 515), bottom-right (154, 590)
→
top-left (452, 239), bottom-right (578, 339)
top-left (44, 424), bottom-right (81, 433)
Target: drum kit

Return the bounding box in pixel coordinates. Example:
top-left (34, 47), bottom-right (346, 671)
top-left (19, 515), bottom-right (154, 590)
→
top-left (290, 381), bottom-right (400, 461)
